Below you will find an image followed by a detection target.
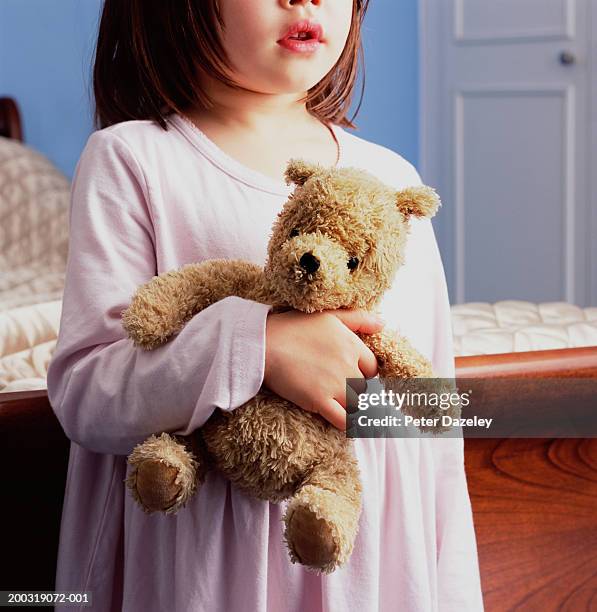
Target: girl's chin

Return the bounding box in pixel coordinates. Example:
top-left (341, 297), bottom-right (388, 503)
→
top-left (234, 63), bottom-right (335, 96)
top-left (268, 71), bottom-right (333, 94)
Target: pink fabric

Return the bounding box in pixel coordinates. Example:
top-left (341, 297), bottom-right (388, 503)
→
top-left (47, 114), bottom-right (484, 611)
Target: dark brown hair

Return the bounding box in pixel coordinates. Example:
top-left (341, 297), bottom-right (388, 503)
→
top-left (93, 0), bottom-right (370, 130)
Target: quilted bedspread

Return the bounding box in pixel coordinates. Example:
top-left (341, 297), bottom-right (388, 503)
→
top-left (0, 300), bottom-right (61, 392)
top-left (0, 135), bottom-right (69, 391)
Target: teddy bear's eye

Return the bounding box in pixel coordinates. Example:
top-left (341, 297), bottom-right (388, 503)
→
top-left (347, 256), bottom-right (359, 271)
top-left (289, 228), bottom-right (300, 238)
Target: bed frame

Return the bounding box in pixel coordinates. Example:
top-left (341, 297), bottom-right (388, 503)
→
top-left (1, 97), bottom-right (596, 608)
top-left (458, 346), bottom-right (597, 610)
top-left (1, 347), bottom-right (596, 606)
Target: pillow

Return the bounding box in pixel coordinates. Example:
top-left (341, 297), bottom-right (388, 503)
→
top-left (0, 136), bottom-right (70, 309)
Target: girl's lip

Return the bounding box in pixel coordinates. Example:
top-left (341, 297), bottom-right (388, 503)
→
top-left (277, 38), bottom-right (322, 53)
top-left (277, 19), bottom-right (324, 44)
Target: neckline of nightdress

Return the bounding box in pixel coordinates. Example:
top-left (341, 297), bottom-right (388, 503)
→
top-left (168, 113), bottom-right (345, 196)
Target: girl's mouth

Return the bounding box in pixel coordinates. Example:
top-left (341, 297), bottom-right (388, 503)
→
top-left (277, 20), bottom-right (324, 54)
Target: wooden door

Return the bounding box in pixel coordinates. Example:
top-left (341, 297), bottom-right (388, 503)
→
top-left (420, 0), bottom-right (596, 306)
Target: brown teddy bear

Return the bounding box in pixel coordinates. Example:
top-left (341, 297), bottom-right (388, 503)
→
top-left (121, 159), bottom-right (456, 574)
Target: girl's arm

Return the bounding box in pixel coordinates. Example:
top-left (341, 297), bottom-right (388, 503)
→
top-left (47, 131), bottom-right (271, 456)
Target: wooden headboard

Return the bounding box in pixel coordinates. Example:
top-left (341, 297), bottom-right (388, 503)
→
top-left (0, 97), bottom-right (23, 141)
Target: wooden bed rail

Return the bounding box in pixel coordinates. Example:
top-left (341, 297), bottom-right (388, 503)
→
top-left (1, 346), bottom-right (597, 607)
top-left (455, 345), bottom-right (597, 378)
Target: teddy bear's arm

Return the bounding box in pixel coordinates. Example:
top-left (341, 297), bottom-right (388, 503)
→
top-left (122, 259), bottom-right (270, 349)
top-left (356, 329), bottom-right (434, 378)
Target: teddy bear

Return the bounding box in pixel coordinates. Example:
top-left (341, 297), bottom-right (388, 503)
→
top-left (121, 159), bottom-right (459, 574)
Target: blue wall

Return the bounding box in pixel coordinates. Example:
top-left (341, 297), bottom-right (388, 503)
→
top-left (0, 0), bottom-right (102, 178)
top-left (351, 0), bottom-right (419, 168)
top-left (0, 0), bottom-right (419, 179)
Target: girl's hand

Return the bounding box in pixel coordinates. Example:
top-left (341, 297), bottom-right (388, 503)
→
top-left (263, 309), bottom-right (384, 430)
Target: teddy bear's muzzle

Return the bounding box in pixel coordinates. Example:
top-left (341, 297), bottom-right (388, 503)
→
top-left (265, 235), bottom-right (354, 311)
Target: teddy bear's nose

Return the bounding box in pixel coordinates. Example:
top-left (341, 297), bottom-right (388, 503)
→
top-left (299, 252), bottom-right (320, 274)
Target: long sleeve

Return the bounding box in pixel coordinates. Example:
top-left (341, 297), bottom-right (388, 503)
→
top-left (47, 130), bottom-right (272, 456)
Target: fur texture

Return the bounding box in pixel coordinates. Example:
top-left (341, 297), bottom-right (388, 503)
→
top-left (121, 159), bottom-right (457, 573)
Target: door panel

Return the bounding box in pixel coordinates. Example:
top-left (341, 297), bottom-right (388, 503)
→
top-left (421, 0), bottom-right (594, 305)
top-left (459, 88), bottom-right (568, 302)
top-left (456, 0), bottom-right (574, 43)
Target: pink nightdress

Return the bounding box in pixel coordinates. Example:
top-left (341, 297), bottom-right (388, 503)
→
top-left (47, 114), bottom-right (484, 611)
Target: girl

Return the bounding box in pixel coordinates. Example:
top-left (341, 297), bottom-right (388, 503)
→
top-left (47, 0), bottom-right (483, 610)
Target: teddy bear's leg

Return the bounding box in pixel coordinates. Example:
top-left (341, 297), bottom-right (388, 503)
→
top-left (283, 443), bottom-right (362, 574)
top-left (126, 433), bottom-right (207, 514)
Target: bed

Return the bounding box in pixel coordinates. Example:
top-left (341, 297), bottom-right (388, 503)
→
top-left (1, 97), bottom-right (596, 607)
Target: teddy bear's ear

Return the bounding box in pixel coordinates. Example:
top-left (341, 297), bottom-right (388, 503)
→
top-left (285, 159), bottom-right (322, 186)
top-left (396, 185), bottom-right (441, 219)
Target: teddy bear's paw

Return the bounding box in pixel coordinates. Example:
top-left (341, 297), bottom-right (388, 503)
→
top-left (283, 485), bottom-right (360, 574)
top-left (128, 459), bottom-right (187, 513)
top-left (394, 378), bottom-right (462, 435)
top-left (285, 504), bottom-right (338, 572)
top-left (126, 433), bottom-right (199, 514)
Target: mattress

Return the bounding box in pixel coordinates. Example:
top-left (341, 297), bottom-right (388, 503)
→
top-left (452, 300), bottom-right (597, 356)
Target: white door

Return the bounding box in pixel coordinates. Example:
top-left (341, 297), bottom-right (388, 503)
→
top-left (420, 0), bottom-right (596, 306)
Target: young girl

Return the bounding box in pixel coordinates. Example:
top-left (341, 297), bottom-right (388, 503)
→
top-left (47, 0), bottom-right (483, 610)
